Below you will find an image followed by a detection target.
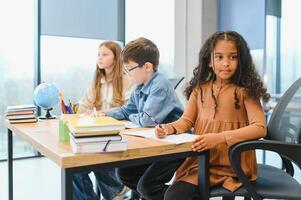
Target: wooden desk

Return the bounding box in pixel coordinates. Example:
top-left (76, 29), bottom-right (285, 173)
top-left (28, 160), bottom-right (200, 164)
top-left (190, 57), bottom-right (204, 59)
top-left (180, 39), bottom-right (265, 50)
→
top-left (5, 119), bottom-right (209, 200)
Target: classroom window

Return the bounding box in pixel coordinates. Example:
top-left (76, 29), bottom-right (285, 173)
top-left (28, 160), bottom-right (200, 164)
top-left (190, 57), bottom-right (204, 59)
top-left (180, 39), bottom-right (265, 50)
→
top-left (265, 15), bottom-right (278, 93)
top-left (280, 0), bottom-right (301, 92)
top-left (0, 1), bottom-right (36, 160)
top-left (40, 36), bottom-right (123, 115)
top-left (264, 0), bottom-right (301, 182)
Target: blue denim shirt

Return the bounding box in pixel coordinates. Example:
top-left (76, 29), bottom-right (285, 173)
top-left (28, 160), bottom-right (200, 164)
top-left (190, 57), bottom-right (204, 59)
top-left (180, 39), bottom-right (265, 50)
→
top-left (105, 72), bottom-right (184, 127)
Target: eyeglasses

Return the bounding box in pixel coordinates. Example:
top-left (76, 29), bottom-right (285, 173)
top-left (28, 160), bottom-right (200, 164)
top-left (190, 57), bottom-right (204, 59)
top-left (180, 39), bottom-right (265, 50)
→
top-left (123, 64), bottom-right (144, 74)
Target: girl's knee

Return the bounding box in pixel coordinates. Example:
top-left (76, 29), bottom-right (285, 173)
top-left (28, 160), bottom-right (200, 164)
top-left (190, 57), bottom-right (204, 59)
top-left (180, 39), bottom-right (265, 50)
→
top-left (164, 186), bottom-right (178, 200)
top-left (136, 179), bottom-right (147, 198)
top-left (116, 167), bottom-right (128, 181)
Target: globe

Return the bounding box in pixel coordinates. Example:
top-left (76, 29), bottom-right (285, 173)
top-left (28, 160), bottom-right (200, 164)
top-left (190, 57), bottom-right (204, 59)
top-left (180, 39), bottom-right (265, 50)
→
top-left (33, 82), bottom-right (59, 119)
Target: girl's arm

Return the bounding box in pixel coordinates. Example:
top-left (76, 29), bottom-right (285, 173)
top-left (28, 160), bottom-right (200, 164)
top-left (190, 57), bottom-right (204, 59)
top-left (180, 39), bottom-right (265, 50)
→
top-left (77, 87), bottom-right (93, 114)
top-left (191, 94), bottom-right (267, 152)
top-left (168, 88), bottom-right (199, 133)
top-left (222, 96), bottom-right (267, 147)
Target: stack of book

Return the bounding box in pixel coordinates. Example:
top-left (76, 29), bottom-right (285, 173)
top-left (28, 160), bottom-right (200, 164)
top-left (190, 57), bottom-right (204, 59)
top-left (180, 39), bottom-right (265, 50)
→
top-left (63, 115), bottom-right (127, 153)
top-left (5, 104), bottom-right (37, 124)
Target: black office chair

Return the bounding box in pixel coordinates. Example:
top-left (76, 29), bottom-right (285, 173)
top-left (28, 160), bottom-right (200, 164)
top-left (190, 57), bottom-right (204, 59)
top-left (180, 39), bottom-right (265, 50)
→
top-left (169, 77), bottom-right (185, 90)
top-left (198, 77), bottom-right (301, 200)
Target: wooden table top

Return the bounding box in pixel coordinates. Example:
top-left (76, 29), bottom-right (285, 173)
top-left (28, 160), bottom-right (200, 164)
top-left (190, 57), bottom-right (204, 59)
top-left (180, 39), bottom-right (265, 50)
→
top-left (5, 119), bottom-right (193, 168)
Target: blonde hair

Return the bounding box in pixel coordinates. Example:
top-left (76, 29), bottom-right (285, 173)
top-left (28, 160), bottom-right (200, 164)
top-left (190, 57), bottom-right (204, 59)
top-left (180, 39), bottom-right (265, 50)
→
top-left (91, 41), bottom-right (125, 109)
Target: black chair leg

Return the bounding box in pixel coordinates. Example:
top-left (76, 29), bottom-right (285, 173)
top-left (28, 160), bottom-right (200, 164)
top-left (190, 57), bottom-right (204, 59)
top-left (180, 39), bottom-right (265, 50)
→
top-left (130, 190), bottom-right (140, 200)
top-left (96, 183), bottom-right (101, 198)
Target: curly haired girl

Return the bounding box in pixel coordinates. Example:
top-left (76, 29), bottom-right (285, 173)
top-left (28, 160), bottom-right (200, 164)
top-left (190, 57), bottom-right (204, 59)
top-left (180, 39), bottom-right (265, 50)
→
top-left (156, 31), bottom-right (270, 200)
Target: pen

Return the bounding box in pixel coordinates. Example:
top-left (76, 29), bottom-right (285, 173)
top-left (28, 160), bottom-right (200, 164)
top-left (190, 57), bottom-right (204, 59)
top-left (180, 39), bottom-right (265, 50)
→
top-left (68, 100), bottom-right (76, 114)
top-left (67, 105), bottom-right (73, 114)
top-left (144, 111), bottom-right (162, 128)
top-left (61, 99), bottom-right (67, 114)
top-left (58, 92), bottom-right (67, 114)
top-left (93, 107), bottom-right (98, 118)
top-left (68, 100), bottom-right (73, 112)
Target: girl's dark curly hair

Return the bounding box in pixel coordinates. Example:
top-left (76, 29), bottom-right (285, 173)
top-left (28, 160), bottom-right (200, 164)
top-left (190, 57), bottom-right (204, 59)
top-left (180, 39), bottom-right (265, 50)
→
top-left (184, 31), bottom-right (270, 102)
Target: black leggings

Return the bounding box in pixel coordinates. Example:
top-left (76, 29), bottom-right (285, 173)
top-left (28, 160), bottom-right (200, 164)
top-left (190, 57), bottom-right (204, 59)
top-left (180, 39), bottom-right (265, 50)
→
top-left (117, 159), bottom-right (184, 200)
top-left (164, 181), bottom-right (199, 200)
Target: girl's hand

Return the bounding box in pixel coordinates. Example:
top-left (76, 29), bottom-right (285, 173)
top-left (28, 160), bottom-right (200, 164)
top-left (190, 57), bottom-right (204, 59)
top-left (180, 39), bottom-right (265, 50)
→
top-left (155, 124), bottom-right (175, 138)
top-left (84, 109), bottom-right (93, 115)
top-left (83, 110), bottom-right (104, 116)
top-left (191, 133), bottom-right (225, 152)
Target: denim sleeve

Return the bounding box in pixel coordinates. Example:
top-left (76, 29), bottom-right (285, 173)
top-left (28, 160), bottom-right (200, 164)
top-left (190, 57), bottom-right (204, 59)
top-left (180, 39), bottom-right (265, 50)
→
top-left (105, 93), bottom-right (138, 120)
top-left (129, 87), bottom-right (174, 127)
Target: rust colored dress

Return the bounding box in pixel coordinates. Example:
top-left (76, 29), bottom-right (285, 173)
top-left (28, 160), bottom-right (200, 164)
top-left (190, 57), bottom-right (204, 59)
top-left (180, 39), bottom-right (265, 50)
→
top-left (169, 81), bottom-right (267, 192)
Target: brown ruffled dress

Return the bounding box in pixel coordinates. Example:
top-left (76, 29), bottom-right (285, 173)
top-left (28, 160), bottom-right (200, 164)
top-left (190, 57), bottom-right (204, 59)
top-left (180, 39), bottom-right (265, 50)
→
top-left (170, 81), bottom-right (267, 192)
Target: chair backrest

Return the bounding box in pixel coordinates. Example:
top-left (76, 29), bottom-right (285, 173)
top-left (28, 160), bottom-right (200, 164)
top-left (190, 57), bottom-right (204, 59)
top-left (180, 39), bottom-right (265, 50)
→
top-left (169, 77), bottom-right (185, 90)
top-left (267, 77), bottom-right (301, 143)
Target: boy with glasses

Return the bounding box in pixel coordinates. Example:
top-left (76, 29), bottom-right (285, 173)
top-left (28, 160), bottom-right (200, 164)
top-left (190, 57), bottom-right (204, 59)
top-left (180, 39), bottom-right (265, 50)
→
top-left (105, 37), bottom-right (184, 200)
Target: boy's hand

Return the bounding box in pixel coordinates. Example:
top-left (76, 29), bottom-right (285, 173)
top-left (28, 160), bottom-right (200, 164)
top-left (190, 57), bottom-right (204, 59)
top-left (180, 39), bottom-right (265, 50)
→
top-left (96, 111), bottom-right (105, 116)
top-left (191, 133), bottom-right (225, 152)
top-left (155, 124), bottom-right (175, 138)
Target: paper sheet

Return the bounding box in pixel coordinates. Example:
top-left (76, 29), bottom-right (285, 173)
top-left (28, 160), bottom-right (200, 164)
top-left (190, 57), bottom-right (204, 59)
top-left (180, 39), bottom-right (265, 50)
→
top-left (121, 120), bottom-right (141, 129)
top-left (123, 129), bottom-right (198, 145)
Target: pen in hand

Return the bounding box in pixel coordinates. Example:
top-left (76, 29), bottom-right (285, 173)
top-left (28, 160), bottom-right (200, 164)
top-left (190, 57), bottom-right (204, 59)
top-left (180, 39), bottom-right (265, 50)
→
top-left (144, 112), bottom-right (168, 138)
top-left (144, 111), bottom-right (162, 128)
top-left (93, 107), bottom-right (98, 118)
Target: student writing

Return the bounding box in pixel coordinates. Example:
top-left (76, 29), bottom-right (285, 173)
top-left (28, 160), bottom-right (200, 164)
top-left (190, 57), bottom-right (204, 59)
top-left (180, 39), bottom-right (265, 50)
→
top-left (156, 31), bottom-right (270, 200)
top-left (105, 37), bottom-right (185, 200)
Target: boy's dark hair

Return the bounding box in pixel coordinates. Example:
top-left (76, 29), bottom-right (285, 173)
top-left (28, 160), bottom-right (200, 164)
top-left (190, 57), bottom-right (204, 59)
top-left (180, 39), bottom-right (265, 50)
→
top-left (185, 31), bottom-right (270, 103)
top-left (121, 37), bottom-right (160, 71)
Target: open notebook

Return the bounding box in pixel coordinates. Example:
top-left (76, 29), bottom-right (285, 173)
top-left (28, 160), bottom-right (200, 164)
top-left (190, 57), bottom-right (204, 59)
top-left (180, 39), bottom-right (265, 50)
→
top-left (122, 129), bottom-right (198, 145)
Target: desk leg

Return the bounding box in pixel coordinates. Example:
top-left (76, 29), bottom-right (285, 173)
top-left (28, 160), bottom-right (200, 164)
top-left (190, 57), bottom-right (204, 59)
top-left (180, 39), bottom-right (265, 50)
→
top-left (198, 150), bottom-right (209, 200)
top-left (8, 129), bottom-right (13, 200)
top-left (61, 168), bottom-right (73, 200)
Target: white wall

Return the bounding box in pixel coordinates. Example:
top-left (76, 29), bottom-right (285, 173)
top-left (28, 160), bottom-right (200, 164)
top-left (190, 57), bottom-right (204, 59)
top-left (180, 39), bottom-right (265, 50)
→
top-left (125, 0), bottom-right (217, 80)
top-left (174, 0), bottom-right (217, 81)
top-left (125, 0), bottom-right (175, 77)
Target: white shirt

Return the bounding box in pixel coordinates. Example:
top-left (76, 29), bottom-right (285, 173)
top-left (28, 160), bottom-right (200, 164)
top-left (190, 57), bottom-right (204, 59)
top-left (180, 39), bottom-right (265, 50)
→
top-left (78, 76), bottom-right (135, 113)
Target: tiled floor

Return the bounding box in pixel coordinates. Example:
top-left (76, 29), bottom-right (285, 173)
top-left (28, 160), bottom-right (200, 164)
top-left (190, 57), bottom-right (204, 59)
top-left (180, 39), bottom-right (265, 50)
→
top-left (1, 155), bottom-right (300, 200)
top-left (0, 157), bottom-right (223, 200)
top-left (0, 157), bottom-right (61, 200)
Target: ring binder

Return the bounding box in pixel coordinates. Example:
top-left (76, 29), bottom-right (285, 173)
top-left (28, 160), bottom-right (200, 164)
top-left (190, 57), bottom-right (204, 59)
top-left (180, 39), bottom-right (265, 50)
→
top-left (103, 139), bottom-right (112, 152)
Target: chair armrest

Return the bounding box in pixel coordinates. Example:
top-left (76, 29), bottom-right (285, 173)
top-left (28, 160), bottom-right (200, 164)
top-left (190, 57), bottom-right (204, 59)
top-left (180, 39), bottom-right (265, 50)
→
top-left (229, 140), bottom-right (301, 200)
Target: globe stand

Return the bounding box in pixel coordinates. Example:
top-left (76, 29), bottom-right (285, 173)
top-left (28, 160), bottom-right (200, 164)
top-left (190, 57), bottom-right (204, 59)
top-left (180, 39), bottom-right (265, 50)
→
top-left (39, 108), bottom-right (56, 120)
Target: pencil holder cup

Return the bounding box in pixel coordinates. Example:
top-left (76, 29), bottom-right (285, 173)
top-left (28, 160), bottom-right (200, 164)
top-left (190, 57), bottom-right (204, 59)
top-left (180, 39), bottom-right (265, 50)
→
top-left (59, 118), bottom-right (70, 142)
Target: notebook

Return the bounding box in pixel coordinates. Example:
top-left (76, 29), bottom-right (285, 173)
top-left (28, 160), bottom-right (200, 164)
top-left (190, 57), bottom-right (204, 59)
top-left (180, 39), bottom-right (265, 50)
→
top-left (9, 118), bottom-right (38, 124)
top-left (6, 114), bottom-right (36, 120)
top-left (6, 104), bottom-right (36, 112)
top-left (70, 139), bottom-right (127, 153)
top-left (5, 110), bottom-right (35, 116)
top-left (62, 114), bottom-right (125, 137)
top-left (70, 133), bottom-right (122, 144)
top-left (123, 129), bottom-right (198, 145)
